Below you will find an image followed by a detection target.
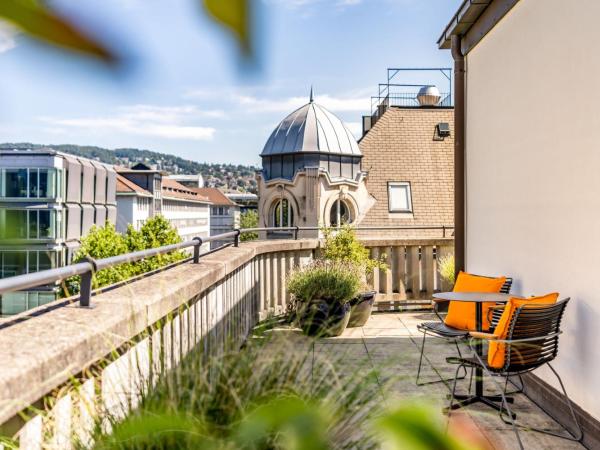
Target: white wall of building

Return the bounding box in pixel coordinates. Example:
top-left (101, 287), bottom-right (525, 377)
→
top-left (464, 0), bottom-right (600, 420)
top-left (162, 199), bottom-right (210, 248)
top-left (116, 196), bottom-right (151, 233)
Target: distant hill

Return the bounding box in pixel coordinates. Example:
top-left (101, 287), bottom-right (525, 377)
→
top-left (0, 143), bottom-right (259, 193)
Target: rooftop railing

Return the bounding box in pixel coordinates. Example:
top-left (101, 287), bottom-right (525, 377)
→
top-left (0, 226), bottom-right (453, 309)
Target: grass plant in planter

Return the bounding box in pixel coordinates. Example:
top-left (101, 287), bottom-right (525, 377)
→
top-left (321, 226), bottom-right (387, 327)
top-left (287, 261), bottom-right (360, 337)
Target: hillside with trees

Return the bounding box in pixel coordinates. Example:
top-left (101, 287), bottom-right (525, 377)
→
top-left (0, 143), bottom-right (259, 193)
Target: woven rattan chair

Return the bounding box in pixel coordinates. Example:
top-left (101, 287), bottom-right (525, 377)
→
top-left (415, 277), bottom-right (513, 386)
top-left (446, 298), bottom-right (582, 449)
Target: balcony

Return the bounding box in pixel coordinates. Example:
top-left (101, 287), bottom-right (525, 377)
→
top-left (0, 236), bottom-right (585, 449)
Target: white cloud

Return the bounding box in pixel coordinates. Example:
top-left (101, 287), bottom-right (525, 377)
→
top-left (344, 121), bottom-right (362, 138)
top-left (40, 104), bottom-right (218, 141)
top-left (231, 93), bottom-right (369, 113)
top-left (0, 25), bottom-right (17, 54)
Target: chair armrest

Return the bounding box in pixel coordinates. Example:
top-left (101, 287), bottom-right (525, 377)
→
top-left (469, 331), bottom-right (498, 340)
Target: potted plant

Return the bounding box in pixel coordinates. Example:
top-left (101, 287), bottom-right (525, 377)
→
top-left (287, 261), bottom-right (361, 337)
top-left (321, 226), bottom-right (387, 327)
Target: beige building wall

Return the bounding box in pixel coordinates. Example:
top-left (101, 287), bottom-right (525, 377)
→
top-left (463, 0), bottom-right (600, 420)
top-left (359, 108), bottom-right (454, 238)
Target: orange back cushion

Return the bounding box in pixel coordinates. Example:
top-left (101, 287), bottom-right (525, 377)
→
top-left (488, 293), bottom-right (559, 369)
top-left (444, 272), bottom-right (507, 331)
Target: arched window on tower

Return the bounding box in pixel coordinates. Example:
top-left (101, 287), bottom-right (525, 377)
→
top-left (273, 198), bottom-right (294, 228)
top-left (329, 199), bottom-right (352, 227)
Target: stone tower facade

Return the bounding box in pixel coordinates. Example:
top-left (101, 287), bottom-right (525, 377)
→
top-left (257, 97), bottom-right (374, 238)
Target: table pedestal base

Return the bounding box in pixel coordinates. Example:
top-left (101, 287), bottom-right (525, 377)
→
top-left (444, 394), bottom-right (516, 418)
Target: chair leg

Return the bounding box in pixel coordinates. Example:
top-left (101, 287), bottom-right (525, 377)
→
top-left (416, 331), bottom-right (467, 387)
top-left (497, 365), bottom-right (583, 442)
top-left (483, 372), bottom-right (524, 449)
top-left (445, 363), bottom-right (465, 432)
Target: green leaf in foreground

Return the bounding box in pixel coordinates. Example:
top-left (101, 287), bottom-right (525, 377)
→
top-left (203, 0), bottom-right (251, 56)
top-left (0, 0), bottom-right (117, 64)
top-left (374, 403), bottom-right (479, 450)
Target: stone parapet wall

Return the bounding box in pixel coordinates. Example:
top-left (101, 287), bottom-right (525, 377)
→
top-left (0, 239), bottom-right (317, 448)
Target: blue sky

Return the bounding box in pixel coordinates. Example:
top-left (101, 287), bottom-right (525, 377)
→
top-left (0, 0), bottom-right (459, 166)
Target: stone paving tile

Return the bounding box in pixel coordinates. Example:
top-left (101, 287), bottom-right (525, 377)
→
top-left (305, 312), bottom-right (586, 450)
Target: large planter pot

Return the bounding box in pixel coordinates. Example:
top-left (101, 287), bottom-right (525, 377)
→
top-left (347, 291), bottom-right (376, 327)
top-left (296, 299), bottom-right (351, 337)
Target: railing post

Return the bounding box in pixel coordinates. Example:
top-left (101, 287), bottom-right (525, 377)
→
top-left (234, 229), bottom-right (241, 247)
top-left (294, 226), bottom-right (299, 240)
top-left (79, 256), bottom-right (96, 308)
top-left (192, 237), bottom-right (203, 263)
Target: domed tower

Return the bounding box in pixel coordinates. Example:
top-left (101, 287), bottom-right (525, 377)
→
top-left (257, 91), bottom-right (374, 238)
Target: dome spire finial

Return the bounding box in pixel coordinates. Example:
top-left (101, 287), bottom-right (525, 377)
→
top-left (309, 85), bottom-right (314, 103)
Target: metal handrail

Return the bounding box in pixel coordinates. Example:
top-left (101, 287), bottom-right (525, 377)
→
top-left (0, 225), bottom-right (453, 308)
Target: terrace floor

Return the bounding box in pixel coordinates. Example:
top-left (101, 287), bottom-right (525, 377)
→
top-left (273, 312), bottom-right (585, 450)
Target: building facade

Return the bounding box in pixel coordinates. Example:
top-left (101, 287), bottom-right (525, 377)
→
top-left (358, 107), bottom-right (454, 238)
top-left (116, 165), bottom-right (211, 251)
top-left (195, 188), bottom-right (240, 249)
top-left (257, 96), bottom-right (374, 238)
top-left (439, 0), bottom-right (600, 445)
top-left (0, 149), bottom-right (117, 315)
top-left (115, 174), bottom-right (153, 232)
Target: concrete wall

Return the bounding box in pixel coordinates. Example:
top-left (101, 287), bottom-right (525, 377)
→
top-left (463, 0), bottom-right (600, 421)
top-left (0, 239), bottom-right (317, 447)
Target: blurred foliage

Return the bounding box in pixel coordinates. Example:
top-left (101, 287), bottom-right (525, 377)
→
top-left (203, 0), bottom-right (251, 57)
top-left (375, 403), bottom-right (478, 450)
top-left (0, 0), bottom-right (251, 65)
top-left (240, 210), bottom-right (259, 241)
top-left (0, 0), bottom-right (116, 63)
top-left (95, 334), bottom-right (382, 449)
top-left (62, 216), bottom-right (184, 296)
top-left (93, 329), bottom-right (480, 450)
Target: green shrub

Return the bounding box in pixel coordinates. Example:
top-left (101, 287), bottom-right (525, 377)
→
top-left (437, 254), bottom-right (456, 287)
top-left (321, 225), bottom-right (387, 275)
top-left (287, 261), bottom-right (360, 304)
top-left (240, 210), bottom-right (258, 241)
top-left (62, 216), bottom-right (185, 296)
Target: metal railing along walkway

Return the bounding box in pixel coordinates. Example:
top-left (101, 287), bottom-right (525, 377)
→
top-left (0, 226), bottom-right (453, 308)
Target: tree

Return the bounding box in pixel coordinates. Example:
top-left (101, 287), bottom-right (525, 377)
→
top-left (127, 215), bottom-right (185, 272)
top-left (240, 210), bottom-right (258, 241)
top-left (63, 223), bottom-right (135, 295)
top-left (63, 216), bottom-right (185, 296)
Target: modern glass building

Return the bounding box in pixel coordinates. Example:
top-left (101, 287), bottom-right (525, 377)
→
top-left (0, 149), bottom-right (117, 315)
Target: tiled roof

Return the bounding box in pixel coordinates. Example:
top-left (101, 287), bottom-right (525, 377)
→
top-left (162, 178), bottom-right (211, 203)
top-left (192, 188), bottom-right (237, 206)
top-left (359, 107), bottom-right (454, 236)
top-left (116, 174), bottom-right (152, 196)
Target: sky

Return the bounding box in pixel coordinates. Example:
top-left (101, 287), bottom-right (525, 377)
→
top-left (0, 0), bottom-right (460, 166)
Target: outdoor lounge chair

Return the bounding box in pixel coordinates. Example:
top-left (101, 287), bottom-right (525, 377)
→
top-left (415, 276), bottom-right (513, 386)
top-left (446, 298), bottom-right (583, 449)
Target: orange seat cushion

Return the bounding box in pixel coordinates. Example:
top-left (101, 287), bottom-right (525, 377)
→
top-left (444, 272), bottom-right (507, 331)
top-left (487, 293), bottom-right (559, 369)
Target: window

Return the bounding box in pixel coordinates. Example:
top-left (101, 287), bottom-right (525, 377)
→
top-left (272, 199), bottom-right (294, 227)
top-left (329, 199), bottom-right (352, 226)
top-left (0, 250), bottom-right (58, 279)
top-left (388, 182), bottom-right (413, 213)
top-left (1, 210), bottom-right (27, 239)
top-left (4, 169), bottom-right (28, 197)
top-left (0, 209), bottom-right (56, 240)
top-left (1, 168), bottom-right (57, 198)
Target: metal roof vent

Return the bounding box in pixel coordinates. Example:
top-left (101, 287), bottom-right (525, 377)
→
top-left (416, 85), bottom-right (441, 106)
